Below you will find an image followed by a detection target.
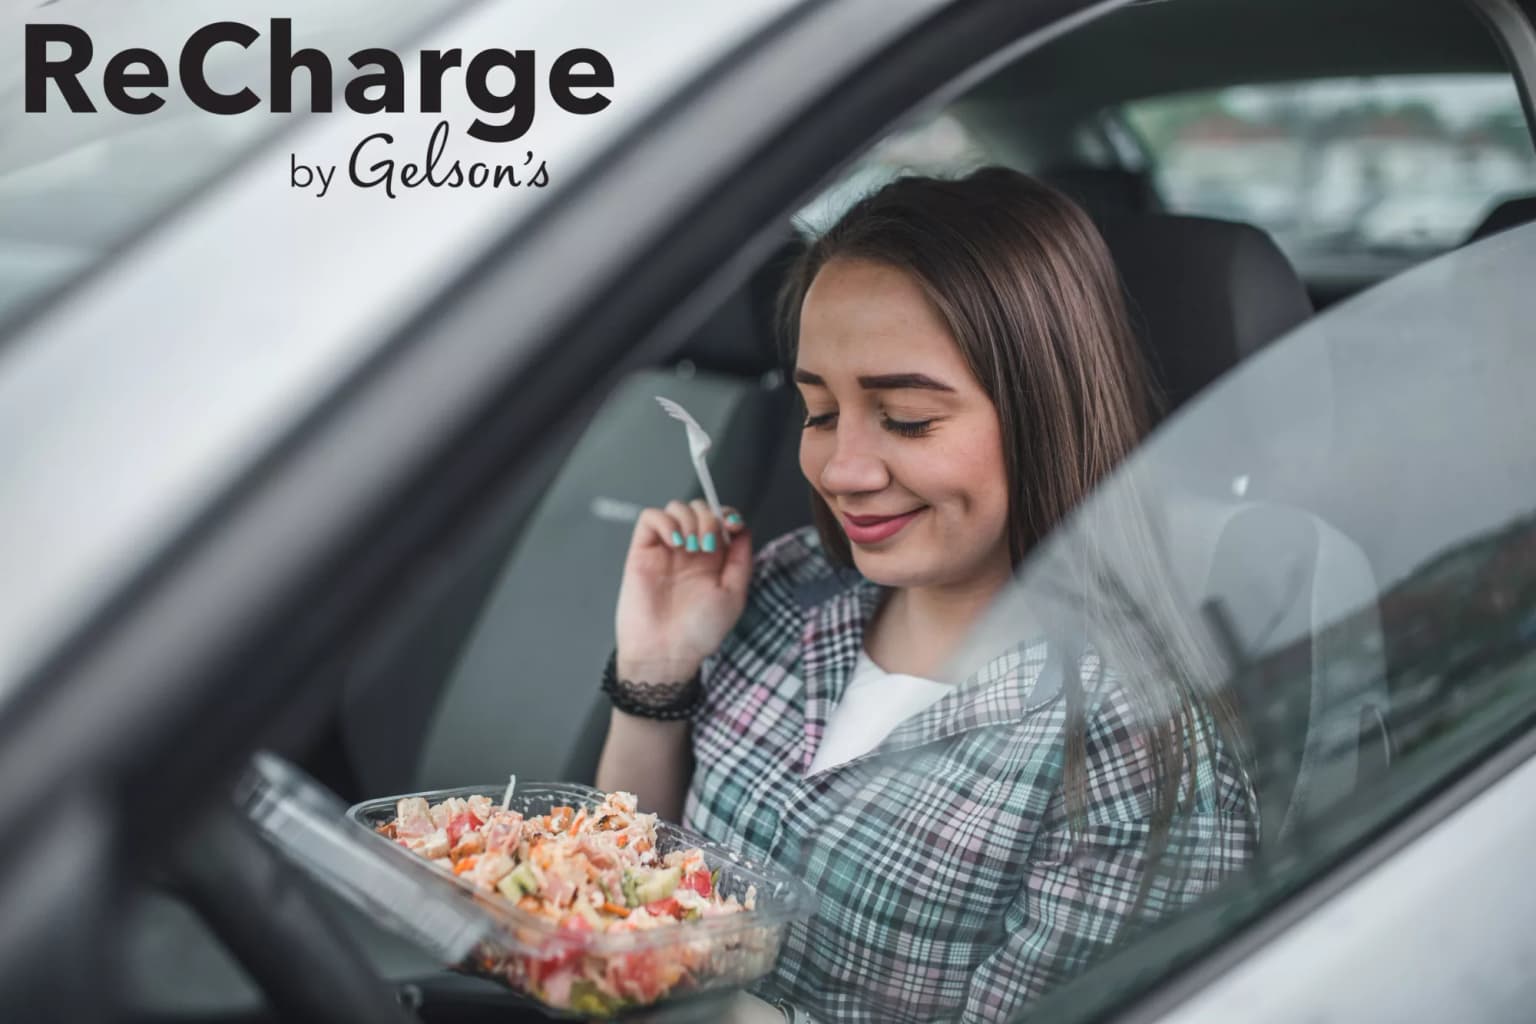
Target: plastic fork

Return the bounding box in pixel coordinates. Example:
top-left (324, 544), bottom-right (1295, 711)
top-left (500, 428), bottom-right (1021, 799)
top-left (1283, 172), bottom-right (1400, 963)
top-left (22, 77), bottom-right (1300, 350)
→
top-left (655, 396), bottom-right (724, 522)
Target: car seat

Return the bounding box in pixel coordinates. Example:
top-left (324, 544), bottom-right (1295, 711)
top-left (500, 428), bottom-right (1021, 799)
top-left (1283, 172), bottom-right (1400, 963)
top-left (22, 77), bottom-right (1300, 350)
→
top-left (1041, 163), bottom-right (1165, 219)
top-left (337, 239), bottom-right (806, 796)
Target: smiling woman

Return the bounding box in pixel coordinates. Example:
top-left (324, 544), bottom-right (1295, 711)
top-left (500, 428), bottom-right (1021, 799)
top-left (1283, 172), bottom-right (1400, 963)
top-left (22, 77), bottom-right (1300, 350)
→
top-left (596, 168), bottom-right (1259, 1022)
top-left (792, 258), bottom-right (1012, 608)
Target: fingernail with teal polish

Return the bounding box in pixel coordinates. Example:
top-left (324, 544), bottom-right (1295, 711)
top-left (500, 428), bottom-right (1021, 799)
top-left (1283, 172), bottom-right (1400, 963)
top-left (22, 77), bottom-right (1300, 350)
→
top-left (671, 530), bottom-right (684, 547)
top-left (702, 533), bottom-right (717, 553)
top-left (685, 534), bottom-right (699, 552)
top-left (725, 513), bottom-right (743, 526)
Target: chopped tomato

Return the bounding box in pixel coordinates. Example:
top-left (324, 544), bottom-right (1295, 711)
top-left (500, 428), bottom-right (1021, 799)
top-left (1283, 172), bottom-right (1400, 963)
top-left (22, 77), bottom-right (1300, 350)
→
top-left (559, 913), bottom-right (593, 933)
top-left (446, 810), bottom-right (483, 847)
top-left (681, 869), bottom-right (712, 898)
top-left (643, 897), bottom-right (683, 919)
top-left (527, 915), bottom-right (591, 986)
top-left (610, 948), bottom-right (667, 1003)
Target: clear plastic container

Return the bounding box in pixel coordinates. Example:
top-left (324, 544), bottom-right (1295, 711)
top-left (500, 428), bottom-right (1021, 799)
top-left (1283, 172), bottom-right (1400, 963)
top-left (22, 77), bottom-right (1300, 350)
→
top-left (242, 756), bottom-right (814, 1019)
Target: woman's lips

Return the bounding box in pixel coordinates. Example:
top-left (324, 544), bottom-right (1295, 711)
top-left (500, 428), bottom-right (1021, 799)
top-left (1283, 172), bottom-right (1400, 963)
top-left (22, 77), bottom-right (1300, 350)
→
top-left (841, 508), bottom-right (925, 545)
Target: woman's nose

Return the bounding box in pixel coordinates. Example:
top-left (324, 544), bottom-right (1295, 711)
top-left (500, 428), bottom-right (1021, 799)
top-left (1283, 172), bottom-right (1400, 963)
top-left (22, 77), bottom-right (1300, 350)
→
top-left (819, 427), bottom-right (889, 495)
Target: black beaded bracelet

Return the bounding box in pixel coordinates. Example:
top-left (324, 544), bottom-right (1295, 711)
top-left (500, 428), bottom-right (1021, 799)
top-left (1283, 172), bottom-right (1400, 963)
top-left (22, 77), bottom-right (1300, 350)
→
top-left (601, 651), bottom-right (703, 721)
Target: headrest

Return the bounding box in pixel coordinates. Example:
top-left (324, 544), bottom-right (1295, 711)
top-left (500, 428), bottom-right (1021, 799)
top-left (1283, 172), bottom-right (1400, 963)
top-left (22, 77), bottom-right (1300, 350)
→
top-left (677, 237), bottom-right (803, 378)
top-left (1465, 194), bottom-right (1536, 245)
top-left (1095, 214), bottom-right (1313, 412)
top-left (1043, 164), bottom-right (1164, 219)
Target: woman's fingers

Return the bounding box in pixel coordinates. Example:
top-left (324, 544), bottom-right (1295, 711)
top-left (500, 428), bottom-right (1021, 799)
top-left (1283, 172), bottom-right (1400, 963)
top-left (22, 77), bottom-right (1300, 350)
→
top-left (688, 499), bottom-right (722, 556)
top-left (720, 505), bottom-right (746, 535)
top-left (663, 500), bottom-right (701, 550)
top-left (635, 500), bottom-right (745, 556)
top-left (635, 506), bottom-right (683, 550)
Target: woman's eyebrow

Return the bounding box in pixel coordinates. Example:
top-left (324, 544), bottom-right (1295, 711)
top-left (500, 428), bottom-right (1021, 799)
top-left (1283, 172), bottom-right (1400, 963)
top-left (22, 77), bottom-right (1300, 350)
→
top-left (857, 373), bottom-right (955, 393)
top-left (792, 369), bottom-right (956, 392)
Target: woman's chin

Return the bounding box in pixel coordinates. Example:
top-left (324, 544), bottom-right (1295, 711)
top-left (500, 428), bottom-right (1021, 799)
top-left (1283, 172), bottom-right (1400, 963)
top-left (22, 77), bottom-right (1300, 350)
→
top-left (848, 544), bottom-right (936, 589)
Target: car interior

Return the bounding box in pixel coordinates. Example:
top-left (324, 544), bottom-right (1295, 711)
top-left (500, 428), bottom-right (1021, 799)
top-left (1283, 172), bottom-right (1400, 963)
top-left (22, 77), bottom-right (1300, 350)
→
top-left (319, 0), bottom-right (1530, 824)
top-left (122, 0), bottom-right (1536, 1020)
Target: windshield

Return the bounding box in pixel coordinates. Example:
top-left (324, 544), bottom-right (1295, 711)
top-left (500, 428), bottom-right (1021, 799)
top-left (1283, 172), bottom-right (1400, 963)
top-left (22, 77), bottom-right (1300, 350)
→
top-left (0, 0), bottom-right (467, 331)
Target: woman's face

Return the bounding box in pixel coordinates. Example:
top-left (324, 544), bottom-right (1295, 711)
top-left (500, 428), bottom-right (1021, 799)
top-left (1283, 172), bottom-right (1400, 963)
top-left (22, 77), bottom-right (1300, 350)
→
top-left (795, 258), bottom-right (1011, 592)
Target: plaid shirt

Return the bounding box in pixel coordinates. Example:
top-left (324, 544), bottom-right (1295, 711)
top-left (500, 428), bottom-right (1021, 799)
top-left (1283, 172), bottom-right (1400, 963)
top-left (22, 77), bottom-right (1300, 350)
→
top-left (684, 527), bottom-right (1258, 1023)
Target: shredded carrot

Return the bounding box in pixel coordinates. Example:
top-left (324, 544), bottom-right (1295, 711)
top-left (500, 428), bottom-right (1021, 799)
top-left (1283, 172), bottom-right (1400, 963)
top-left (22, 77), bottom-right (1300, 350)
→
top-left (568, 809), bottom-right (587, 836)
top-left (616, 834), bottom-right (629, 848)
top-left (601, 901), bottom-right (631, 918)
top-left (453, 856), bottom-right (478, 876)
top-left (634, 838), bottom-right (652, 854)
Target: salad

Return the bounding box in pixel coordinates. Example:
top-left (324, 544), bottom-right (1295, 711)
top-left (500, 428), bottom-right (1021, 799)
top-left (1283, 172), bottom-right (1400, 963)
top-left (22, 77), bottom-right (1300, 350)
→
top-left (376, 788), bottom-right (759, 1012)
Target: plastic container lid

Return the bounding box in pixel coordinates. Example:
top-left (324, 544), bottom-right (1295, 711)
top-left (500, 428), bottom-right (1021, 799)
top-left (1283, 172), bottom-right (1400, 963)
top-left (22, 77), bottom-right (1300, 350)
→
top-left (239, 753), bottom-right (492, 964)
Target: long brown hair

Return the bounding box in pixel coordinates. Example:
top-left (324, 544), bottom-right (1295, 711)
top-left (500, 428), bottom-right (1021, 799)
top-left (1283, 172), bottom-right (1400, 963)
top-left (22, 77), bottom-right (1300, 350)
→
top-left (780, 168), bottom-right (1243, 914)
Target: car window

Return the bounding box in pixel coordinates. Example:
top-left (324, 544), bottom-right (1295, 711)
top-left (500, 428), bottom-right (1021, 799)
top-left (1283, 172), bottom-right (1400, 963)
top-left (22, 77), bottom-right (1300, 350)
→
top-left (1121, 74), bottom-right (1536, 279)
top-left (920, 223), bottom-right (1536, 1020)
top-left (793, 111), bottom-right (991, 232)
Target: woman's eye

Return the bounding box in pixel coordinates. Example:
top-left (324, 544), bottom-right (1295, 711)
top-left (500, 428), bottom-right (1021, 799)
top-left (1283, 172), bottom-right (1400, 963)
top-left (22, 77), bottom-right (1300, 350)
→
top-left (802, 411), bottom-right (837, 430)
top-left (882, 416), bottom-right (935, 438)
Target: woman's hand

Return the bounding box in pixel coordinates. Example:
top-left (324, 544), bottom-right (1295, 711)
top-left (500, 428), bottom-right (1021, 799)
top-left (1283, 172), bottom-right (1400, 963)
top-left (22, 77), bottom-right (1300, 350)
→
top-left (615, 499), bottom-right (752, 683)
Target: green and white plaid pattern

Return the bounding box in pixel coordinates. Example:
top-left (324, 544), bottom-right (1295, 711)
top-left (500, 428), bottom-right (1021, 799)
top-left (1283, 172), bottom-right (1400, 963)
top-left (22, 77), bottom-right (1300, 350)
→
top-left (684, 528), bottom-right (1258, 1023)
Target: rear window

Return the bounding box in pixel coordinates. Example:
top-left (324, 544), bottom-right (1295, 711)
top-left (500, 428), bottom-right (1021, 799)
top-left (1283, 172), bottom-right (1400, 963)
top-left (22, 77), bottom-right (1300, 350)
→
top-left (1122, 74), bottom-right (1536, 275)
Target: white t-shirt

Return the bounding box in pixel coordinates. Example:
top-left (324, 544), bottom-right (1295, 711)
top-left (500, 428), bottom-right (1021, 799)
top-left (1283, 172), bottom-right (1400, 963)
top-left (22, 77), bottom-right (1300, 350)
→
top-left (806, 650), bottom-right (951, 774)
